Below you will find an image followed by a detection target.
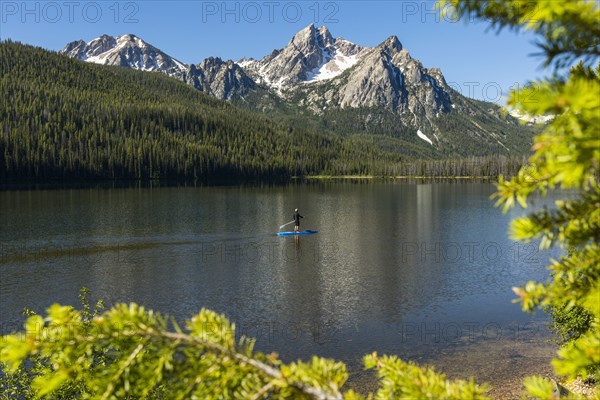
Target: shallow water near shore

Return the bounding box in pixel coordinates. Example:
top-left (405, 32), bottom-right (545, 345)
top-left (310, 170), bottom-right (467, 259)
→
top-left (0, 182), bottom-right (563, 396)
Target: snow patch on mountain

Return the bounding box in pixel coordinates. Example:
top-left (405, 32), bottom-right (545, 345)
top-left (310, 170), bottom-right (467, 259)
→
top-left (306, 53), bottom-right (360, 82)
top-left (63, 34), bottom-right (188, 74)
top-left (58, 25), bottom-right (530, 156)
top-left (237, 58), bottom-right (255, 68)
top-left (239, 24), bottom-right (368, 90)
top-left (417, 129), bottom-right (433, 145)
top-left (508, 108), bottom-right (554, 124)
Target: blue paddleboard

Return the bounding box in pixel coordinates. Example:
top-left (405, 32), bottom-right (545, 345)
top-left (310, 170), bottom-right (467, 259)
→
top-left (277, 230), bottom-right (318, 236)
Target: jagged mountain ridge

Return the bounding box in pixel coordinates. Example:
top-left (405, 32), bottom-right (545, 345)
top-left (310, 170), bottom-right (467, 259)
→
top-left (61, 26), bottom-right (533, 155)
top-left (239, 25), bottom-right (368, 89)
top-left (61, 34), bottom-right (255, 100)
top-left (62, 34), bottom-right (188, 76)
top-left (241, 25), bottom-right (452, 121)
top-left (60, 25), bottom-right (454, 115)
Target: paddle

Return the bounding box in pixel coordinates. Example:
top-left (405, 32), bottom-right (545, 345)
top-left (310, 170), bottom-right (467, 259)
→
top-left (279, 220), bottom-right (295, 231)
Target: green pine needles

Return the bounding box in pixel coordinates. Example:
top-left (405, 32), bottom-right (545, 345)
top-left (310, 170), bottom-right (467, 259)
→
top-left (443, 0), bottom-right (600, 396)
top-left (0, 291), bottom-right (488, 399)
top-left (1, 0), bottom-right (599, 398)
top-left (0, 41), bottom-right (532, 182)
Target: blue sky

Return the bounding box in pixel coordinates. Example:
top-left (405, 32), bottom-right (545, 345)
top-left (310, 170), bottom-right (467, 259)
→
top-left (1, 1), bottom-right (549, 102)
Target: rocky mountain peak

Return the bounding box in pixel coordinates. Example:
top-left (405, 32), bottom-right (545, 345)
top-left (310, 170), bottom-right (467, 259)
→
top-left (57, 26), bottom-right (523, 155)
top-left (201, 56), bottom-right (224, 68)
top-left (242, 24), bottom-right (367, 89)
top-left (392, 48), bottom-right (412, 66)
top-left (61, 34), bottom-right (188, 72)
top-left (378, 35), bottom-right (403, 55)
top-left (85, 35), bottom-right (117, 57)
top-left (196, 57), bottom-right (255, 99)
top-left (61, 39), bottom-right (87, 59)
top-left (120, 33), bottom-right (137, 41)
top-left (289, 23), bottom-right (315, 42)
top-left (318, 25), bottom-right (334, 47)
top-left (61, 26), bottom-right (453, 120)
top-left (61, 34), bottom-right (258, 100)
top-left (287, 23), bottom-right (336, 55)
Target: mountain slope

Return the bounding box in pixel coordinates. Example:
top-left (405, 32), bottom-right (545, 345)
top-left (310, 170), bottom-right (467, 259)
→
top-left (237, 25), bottom-right (453, 122)
top-left (240, 25), bottom-right (533, 156)
top-left (62, 34), bottom-right (188, 75)
top-left (240, 25), bottom-right (368, 89)
top-left (61, 34), bottom-right (257, 100)
top-left (59, 27), bottom-right (537, 158)
top-left (2, 41), bottom-right (404, 181)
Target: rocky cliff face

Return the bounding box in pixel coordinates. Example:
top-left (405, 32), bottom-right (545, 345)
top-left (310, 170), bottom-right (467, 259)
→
top-left (277, 35), bottom-right (452, 133)
top-left (237, 25), bottom-right (453, 122)
top-left (61, 34), bottom-right (188, 77)
top-left (240, 24), bottom-right (368, 90)
top-left (61, 35), bottom-right (254, 100)
top-left (61, 27), bottom-right (453, 114)
top-left (196, 57), bottom-right (255, 99)
top-left (61, 26), bottom-right (523, 153)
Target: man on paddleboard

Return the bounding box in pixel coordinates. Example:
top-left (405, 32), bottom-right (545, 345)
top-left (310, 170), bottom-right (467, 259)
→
top-left (293, 208), bottom-right (303, 232)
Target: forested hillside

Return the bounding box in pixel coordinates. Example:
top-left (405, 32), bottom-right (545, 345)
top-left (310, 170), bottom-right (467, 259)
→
top-left (0, 41), bottom-right (532, 182)
top-left (230, 79), bottom-right (539, 158)
top-left (60, 28), bottom-right (539, 160)
top-left (0, 41), bottom-right (406, 182)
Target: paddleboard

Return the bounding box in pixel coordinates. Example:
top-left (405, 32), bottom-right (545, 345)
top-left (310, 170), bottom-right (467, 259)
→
top-left (277, 230), bottom-right (318, 236)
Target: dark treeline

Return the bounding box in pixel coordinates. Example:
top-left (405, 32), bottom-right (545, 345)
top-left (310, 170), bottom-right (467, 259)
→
top-left (1, 41), bottom-right (530, 182)
top-left (236, 73), bottom-right (537, 159)
top-left (378, 155), bottom-right (529, 177)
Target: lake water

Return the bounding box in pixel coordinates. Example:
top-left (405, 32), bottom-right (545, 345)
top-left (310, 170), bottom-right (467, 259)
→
top-left (0, 182), bottom-right (561, 396)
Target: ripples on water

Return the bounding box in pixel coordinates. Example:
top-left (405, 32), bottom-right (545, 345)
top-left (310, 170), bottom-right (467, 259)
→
top-left (0, 182), bottom-right (562, 393)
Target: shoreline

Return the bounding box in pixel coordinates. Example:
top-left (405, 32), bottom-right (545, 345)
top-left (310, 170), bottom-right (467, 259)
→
top-left (299, 175), bottom-right (498, 180)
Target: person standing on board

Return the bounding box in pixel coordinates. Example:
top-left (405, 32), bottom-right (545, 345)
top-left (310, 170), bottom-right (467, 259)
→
top-left (293, 208), bottom-right (303, 232)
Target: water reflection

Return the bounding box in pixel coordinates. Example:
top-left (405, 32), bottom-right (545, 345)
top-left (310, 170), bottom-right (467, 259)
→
top-left (0, 182), bottom-right (562, 388)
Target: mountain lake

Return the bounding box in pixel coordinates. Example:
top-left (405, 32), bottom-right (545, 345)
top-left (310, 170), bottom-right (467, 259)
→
top-left (0, 181), bottom-right (564, 398)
